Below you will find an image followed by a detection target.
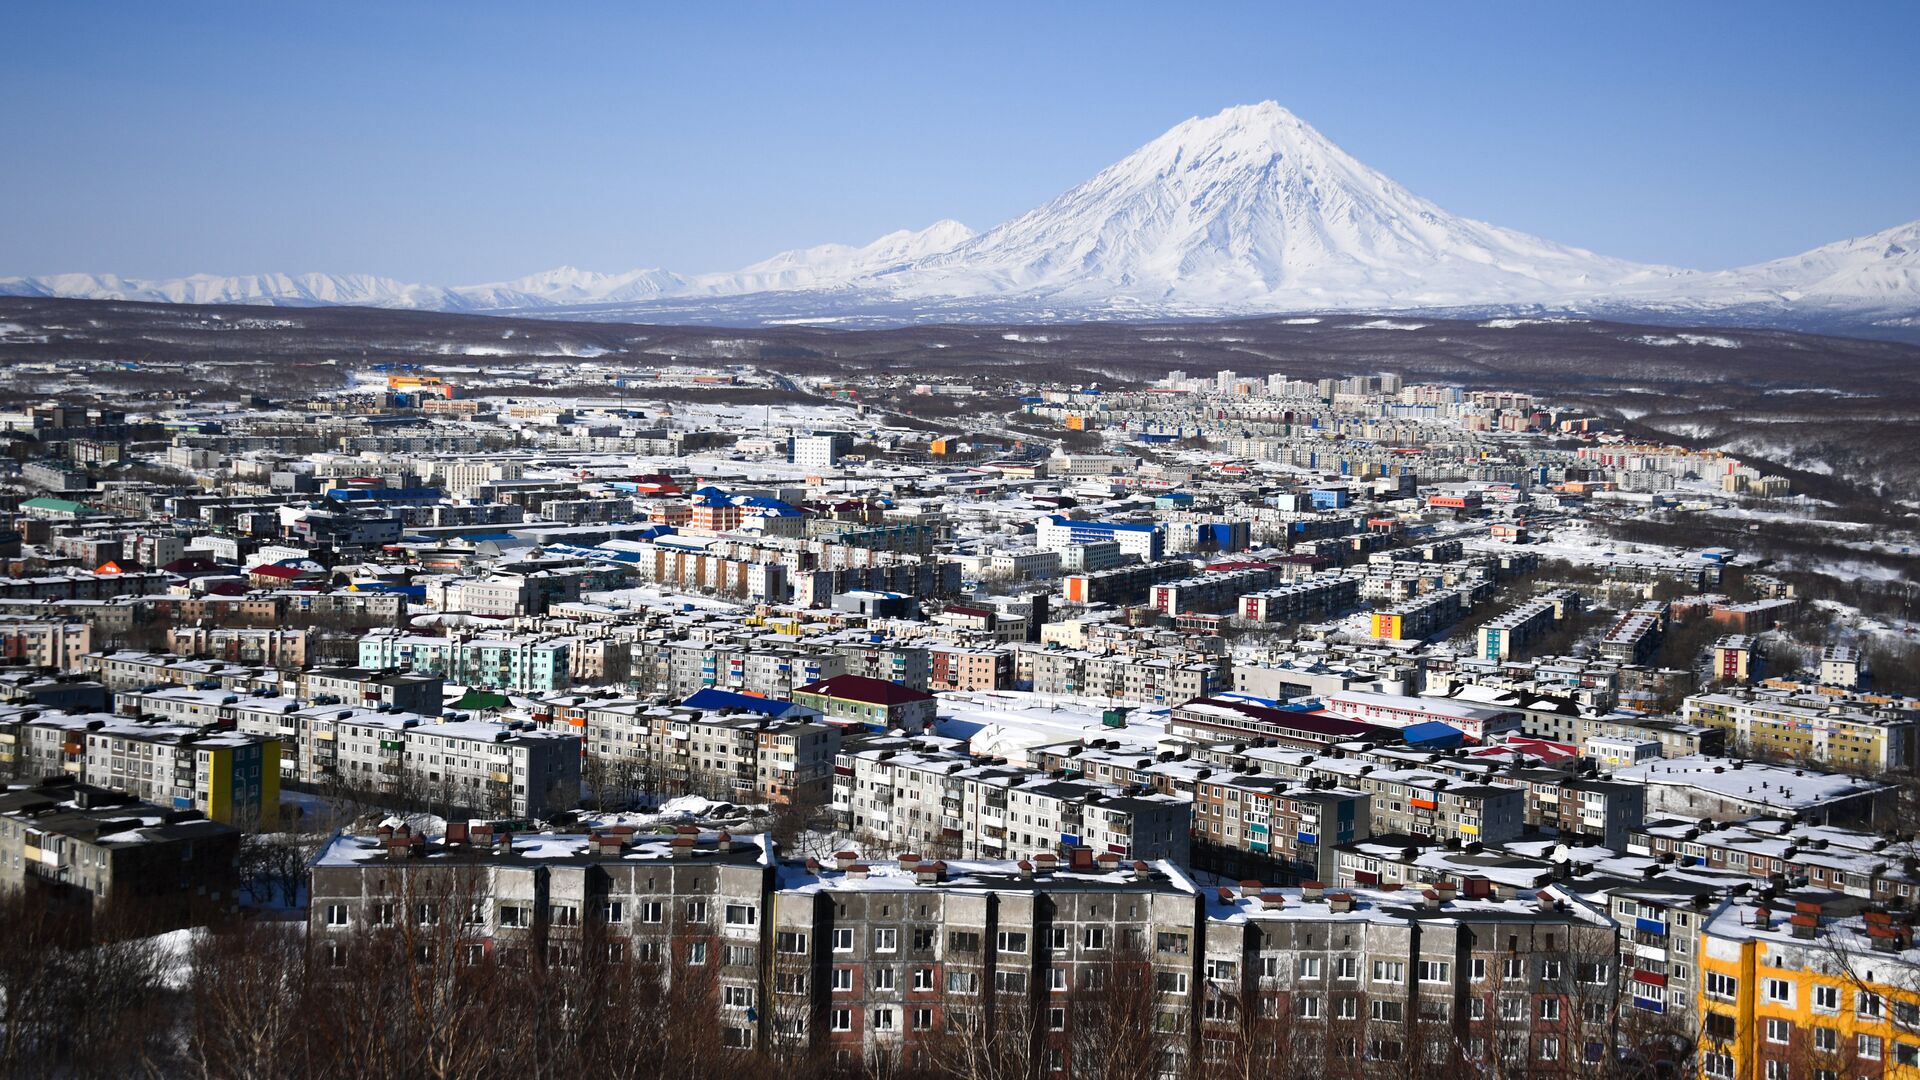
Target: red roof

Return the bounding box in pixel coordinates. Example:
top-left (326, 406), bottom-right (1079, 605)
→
top-left (249, 564), bottom-right (305, 579)
top-left (795, 674), bottom-right (933, 706)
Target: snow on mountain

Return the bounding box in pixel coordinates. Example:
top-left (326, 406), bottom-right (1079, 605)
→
top-left (1677, 219), bottom-right (1920, 308)
top-left (1, 102), bottom-right (1914, 335)
top-left (453, 266), bottom-right (693, 308)
top-left (864, 102), bottom-right (1676, 308)
top-left (0, 270), bottom-right (460, 309)
top-left (689, 220), bottom-right (975, 295)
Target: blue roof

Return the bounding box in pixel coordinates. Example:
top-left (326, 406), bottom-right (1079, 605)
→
top-left (682, 689), bottom-right (810, 718)
top-left (1400, 721), bottom-right (1465, 749)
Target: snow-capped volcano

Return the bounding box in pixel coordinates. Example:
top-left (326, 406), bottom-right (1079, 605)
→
top-left (871, 102), bottom-right (1673, 307)
top-left (3, 102), bottom-right (1916, 337)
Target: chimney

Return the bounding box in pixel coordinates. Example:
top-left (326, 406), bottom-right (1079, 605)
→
top-left (1754, 906), bottom-right (1772, 930)
top-left (1301, 881), bottom-right (1326, 902)
top-left (1327, 892), bottom-right (1356, 914)
top-left (835, 850), bottom-right (858, 872)
top-left (1434, 880), bottom-right (1458, 904)
top-left (848, 863), bottom-right (871, 881)
top-left (1239, 879), bottom-right (1264, 899)
top-left (1017, 859), bottom-right (1034, 880)
top-left (670, 836), bottom-right (695, 859)
top-left (446, 821), bottom-right (470, 846)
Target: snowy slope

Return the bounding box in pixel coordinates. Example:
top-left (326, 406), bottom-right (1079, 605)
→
top-left (687, 220), bottom-right (975, 295)
top-left (868, 102), bottom-right (1675, 307)
top-left (1670, 219), bottom-right (1920, 308)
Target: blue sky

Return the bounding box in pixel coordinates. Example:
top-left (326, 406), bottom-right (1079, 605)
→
top-left (5, 2), bottom-right (1917, 283)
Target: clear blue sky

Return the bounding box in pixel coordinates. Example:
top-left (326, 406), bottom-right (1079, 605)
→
top-left (5, 2), bottom-right (1916, 283)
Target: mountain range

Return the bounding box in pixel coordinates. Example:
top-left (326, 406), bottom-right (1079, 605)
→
top-left (5, 102), bottom-right (1916, 338)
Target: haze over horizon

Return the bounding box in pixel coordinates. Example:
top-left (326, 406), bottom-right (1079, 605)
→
top-left (5, 2), bottom-right (1918, 284)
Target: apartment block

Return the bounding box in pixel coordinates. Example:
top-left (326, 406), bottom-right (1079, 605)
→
top-left (357, 630), bottom-right (572, 692)
top-left (1, 710), bottom-right (278, 828)
top-left (231, 702), bottom-right (578, 818)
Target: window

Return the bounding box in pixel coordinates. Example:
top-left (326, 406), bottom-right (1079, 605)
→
top-left (550, 905), bottom-right (578, 927)
top-left (1298, 956), bottom-right (1321, 979)
top-left (950, 931), bottom-right (981, 953)
top-left (1157, 931), bottom-right (1190, 955)
top-left (830, 1009), bottom-right (852, 1032)
top-left (1499, 997), bottom-right (1526, 1021)
top-left (1156, 971), bottom-right (1189, 995)
top-left (832, 928), bottom-right (854, 952)
top-left (639, 901), bottom-right (662, 924)
top-left (685, 901), bottom-right (707, 923)
top-left (1502, 957), bottom-right (1523, 981)
top-left (1895, 1042), bottom-right (1920, 1067)
top-left (914, 967), bottom-right (936, 991)
top-left (325, 903), bottom-right (349, 928)
top-left (1048, 1007), bottom-right (1065, 1031)
top-left (913, 928), bottom-right (936, 950)
top-left (777, 931), bottom-right (809, 954)
top-left (1764, 978), bottom-right (1793, 1004)
top-left (873, 928), bottom-right (897, 952)
top-left (1703, 1051), bottom-right (1734, 1079)
top-left (1540, 1036), bottom-right (1559, 1062)
top-left (1765, 1018), bottom-right (1791, 1044)
top-left (1705, 972), bottom-right (1738, 1001)
top-left (1704, 1013), bottom-right (1736, 1040)
top-left (997, 931), bottom-right (1027, 954)
top-left (1813, 984), bottom-right (1839, 1011)
top-left (1082, 927), bottom-right (1107, 950)
top-left (777, 971), bottom-right (807, 994)
top-left (1336, 997), bottom-right (1359, 1020)
top-left (831, 968), bottom-right (853, 992)
top-left (1860, 991), bottom-right (1885, 1019)
top-left (1205, 959), bottom-right (1237, 981)
top-left (1370, 1000), bottom-right (1403, 1023)
top-left (722, 1028), bottom-right (752, 1050)
top-left (994, 971), bottom-right (1027, 993)
top-left (723, 985), bottom-right (755, 1011)
top-left (1418, 960), bottom-right (1449, 983)
top-left (915, 1008), bottom-right (934, 1032)
top-left (1298, 995), bottom-right (1323, 1019)
top-left (1539, 959), bottom-right (1562, 981)
top-left (1048, 927), bottom-right (1068, 951)
top-left (1539, 999), bottom-right (1560, 1021)
top-left (687, 941), bottom-right (708, 966)
top-left (1469, 997), bottom-right (1485, 1020)
top-left (1765, 1062), bottom-right (1789, 1080)
top-left (1859, 1034), bottom-right (1884, 1061)
top-left (1336, 957), bottom-right (1357, 980)
top-left (947, 971), bottom-right (978, 994)
top-left (1814, 1026), bottom-right (1837, 1052)
top-left (873, 1008), bottom-right (895, 1032)
top-left (1471, 958), bottom-right (1487, 981)
top-left (1048, 967), bottom-right (1066, 991)
top-left (725, 904), bottom-right (756, 927)
top-left (724, 945), bottom-right (753, 967)
top-left (1578, 962), bottom-right (1607, 984)
top-left (1372, 961), bottom-right (1405, 983)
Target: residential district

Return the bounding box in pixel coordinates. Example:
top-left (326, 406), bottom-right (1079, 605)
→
top-left (1, 361), bottom-right (1916, 1080)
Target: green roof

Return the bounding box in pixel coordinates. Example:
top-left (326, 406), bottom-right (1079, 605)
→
top-left (454, 689), bottom-right (510, 712)
top-left (20, 497), bottom-right (91, 514)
